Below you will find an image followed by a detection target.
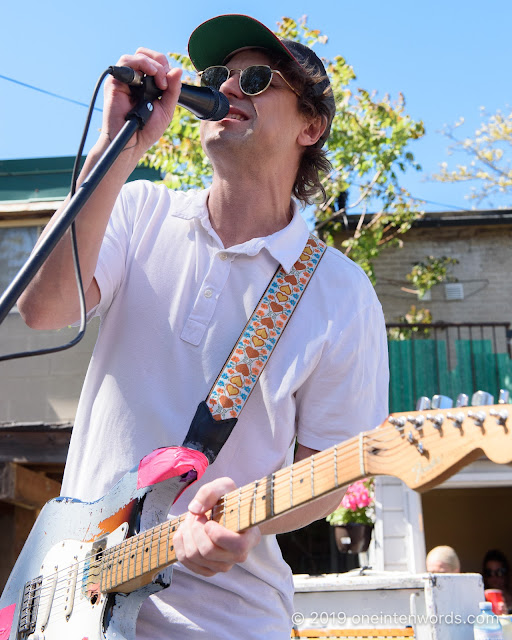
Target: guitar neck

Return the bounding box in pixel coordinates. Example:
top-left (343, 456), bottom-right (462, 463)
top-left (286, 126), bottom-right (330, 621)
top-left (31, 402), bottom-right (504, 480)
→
top-left (100, 436), bottom-right (363, 593)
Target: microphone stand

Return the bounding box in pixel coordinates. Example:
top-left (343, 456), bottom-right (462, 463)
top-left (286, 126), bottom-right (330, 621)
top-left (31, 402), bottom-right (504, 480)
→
top-left (0, 87), bottom-right (158, 325)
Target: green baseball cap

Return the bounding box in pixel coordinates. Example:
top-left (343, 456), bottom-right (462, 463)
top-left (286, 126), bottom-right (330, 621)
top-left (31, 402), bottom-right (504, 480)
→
top-left (188, 14), bottom-right (335, 145)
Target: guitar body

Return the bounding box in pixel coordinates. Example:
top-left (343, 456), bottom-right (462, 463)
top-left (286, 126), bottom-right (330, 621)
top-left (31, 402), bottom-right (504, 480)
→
top-left (0, 446), bottom-right (207, 640)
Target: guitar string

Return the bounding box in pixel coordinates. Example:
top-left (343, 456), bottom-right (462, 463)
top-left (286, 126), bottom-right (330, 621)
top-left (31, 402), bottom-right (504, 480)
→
top-left (33, 514), bottom-right (185, 604)
top-left (27, 513), bottom-right (185, 605)
top-left (31, 519), bottom-right (181, 610)
top-left (29, 411), bottom-right (490, 603)
top-left (201, 415), bottom-right (461, 526)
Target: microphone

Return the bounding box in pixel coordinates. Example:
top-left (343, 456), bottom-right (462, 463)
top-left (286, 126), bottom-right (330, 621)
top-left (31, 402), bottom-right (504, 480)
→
top-left (108, 65), bottom-right (229, 121)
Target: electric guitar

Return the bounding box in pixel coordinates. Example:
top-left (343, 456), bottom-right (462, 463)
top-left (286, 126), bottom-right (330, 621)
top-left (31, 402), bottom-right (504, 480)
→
top-left (1, 403), bottom-right (511, 639)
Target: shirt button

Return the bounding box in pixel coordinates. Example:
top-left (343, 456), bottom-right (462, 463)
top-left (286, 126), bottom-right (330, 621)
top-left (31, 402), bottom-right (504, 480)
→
top-left (218, 252), bottom-right (228, 261)
top-left (204, 288), bottom-right (213, 298)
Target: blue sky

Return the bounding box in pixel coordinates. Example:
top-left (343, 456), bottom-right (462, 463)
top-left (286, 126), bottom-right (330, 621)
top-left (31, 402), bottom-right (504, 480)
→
top-left (1, 0), bottom-right (509, 211)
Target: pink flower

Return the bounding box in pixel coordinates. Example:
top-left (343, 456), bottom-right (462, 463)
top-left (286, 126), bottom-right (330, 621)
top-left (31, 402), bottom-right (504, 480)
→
top-left (340, 480), bottom-right (372, 511)
top-left (327, 478), bottom-right (375, 526)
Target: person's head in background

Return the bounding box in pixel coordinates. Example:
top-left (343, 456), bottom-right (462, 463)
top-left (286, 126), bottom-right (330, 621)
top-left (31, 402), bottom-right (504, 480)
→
top-left (426, 545), bottom-right (461, 573)
top-left (483, 549), bottom-right (510, 591)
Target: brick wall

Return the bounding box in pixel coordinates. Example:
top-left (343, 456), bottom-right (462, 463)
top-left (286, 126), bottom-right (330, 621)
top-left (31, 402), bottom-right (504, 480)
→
top-left (365, 224), bottom-right (512, 326)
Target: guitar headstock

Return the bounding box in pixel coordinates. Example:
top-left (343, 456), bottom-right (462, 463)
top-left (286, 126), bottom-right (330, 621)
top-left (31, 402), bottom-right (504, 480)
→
top-left (364, 400), bottom-right (511, 491)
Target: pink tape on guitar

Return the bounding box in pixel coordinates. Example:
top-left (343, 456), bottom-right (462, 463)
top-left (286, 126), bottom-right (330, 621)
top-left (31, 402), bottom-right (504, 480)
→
top-left (0, 603), bottom-right (15, 640)
top-left (137, 446), bottom-right (209, 494)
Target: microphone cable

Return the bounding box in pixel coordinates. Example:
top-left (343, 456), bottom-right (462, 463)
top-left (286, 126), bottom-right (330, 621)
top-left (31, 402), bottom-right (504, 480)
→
top-left (0, 69), bottom-right (110, 361)
top-left (1, 67), bottom-right (228, 362)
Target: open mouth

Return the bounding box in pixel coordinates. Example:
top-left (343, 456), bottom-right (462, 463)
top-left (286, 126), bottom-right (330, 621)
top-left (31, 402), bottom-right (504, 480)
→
top-left (224, 108), bottom-right (248, 121)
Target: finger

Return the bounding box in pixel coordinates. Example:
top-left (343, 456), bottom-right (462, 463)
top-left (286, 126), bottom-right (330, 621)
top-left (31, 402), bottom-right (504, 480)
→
top-left (186, 515), bottom-right (261, 566)
top-left (116, 52), bottom-right (168, 91)
top-left (178, 512), bottom-right (249, 561)
top-left (116, 52), bottom-right (157, 76)
top-left (181, 514), bottom-right (233, 560)
top-left (159, 67), bottom-right (183, 119)
top-left (204, 520), bottom-right (261, 561)
top-left (182, 534), bottom-right (236, 574)
top-left (134, 49), bottom-right (170, 90)
top-left (135, 47), bottom-right (170, 71)
top-left (175, 514), bottom-right (236, 573)
top-left (189, 519), bottom-right (245, 564)
top-left (188, 477), bottom-right (238, 515)
top-left (174, 513), bottom-right (261, 578)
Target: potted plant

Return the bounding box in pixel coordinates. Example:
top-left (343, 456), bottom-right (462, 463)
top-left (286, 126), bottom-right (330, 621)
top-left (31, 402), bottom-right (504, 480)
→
top-left (326, 478), bottom-right (375, 553)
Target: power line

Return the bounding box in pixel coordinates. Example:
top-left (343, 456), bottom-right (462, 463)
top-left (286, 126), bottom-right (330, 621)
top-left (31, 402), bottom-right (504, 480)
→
top-left (350, 180), bottom-right (470, 213)
top-left (407, 194), bottom-right (469, 212)
top-left (0, 73), bottom-right (102, 112)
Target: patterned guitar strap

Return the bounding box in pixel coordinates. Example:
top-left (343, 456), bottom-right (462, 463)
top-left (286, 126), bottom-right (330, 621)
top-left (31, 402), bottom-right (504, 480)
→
top-left (181, 233), bottom-right (327, 463)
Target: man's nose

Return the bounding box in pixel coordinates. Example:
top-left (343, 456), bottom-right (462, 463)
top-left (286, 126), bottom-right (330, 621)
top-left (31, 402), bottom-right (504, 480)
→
top-left (219, 71), bottom-right (244, 98)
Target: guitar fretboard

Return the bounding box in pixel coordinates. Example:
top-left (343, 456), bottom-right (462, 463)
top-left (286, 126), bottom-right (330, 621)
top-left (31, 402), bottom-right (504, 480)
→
top-left (99, 435), bottom-right (363, 593)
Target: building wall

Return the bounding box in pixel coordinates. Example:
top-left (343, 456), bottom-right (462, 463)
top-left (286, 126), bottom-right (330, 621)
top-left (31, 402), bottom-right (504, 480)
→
top-left (0, 312), bottom-right (98, 422)
top-left (368, 224), bottom-right (512, 326)
top-left (422, 486), bottom-right (512, 574)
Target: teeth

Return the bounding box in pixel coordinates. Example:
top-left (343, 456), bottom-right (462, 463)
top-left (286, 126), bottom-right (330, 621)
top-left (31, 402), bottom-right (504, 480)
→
top-left (227, 113), bottom-right (245, 121)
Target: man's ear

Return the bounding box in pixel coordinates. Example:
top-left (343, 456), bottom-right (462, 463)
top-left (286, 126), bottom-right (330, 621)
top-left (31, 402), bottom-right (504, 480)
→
top-left (297, 114), bottom-right (327, 147)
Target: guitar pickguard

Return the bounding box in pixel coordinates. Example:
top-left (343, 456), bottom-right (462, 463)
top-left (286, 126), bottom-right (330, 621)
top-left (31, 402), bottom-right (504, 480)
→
top-left (19, 525), bottom-right (127, 640)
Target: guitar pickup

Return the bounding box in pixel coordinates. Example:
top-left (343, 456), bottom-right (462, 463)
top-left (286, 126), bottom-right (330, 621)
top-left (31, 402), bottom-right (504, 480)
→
top-left (83, 537), bottom-right (107, 604)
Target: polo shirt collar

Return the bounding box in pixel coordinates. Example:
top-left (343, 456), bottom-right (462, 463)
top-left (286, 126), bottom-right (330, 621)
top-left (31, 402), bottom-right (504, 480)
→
top-left (171, 188), bottom-right (310, 273)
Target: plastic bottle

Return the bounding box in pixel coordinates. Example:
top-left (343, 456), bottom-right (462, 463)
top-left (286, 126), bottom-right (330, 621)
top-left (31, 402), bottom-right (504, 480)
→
top-left (474, 601), bottom-right (504, 640)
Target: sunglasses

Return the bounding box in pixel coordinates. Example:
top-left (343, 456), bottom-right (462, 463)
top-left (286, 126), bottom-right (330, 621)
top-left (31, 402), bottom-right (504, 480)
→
top-left (198, 65), bottom-right (300, 97)
top-left (484, 568), bottom-right (508, 578)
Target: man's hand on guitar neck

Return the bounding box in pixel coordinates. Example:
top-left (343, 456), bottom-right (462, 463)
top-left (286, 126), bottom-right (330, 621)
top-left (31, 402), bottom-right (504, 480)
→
top-left (174, 447), bottom-right (346, 577)
top-left (173, 477), bottom-right (262, 577)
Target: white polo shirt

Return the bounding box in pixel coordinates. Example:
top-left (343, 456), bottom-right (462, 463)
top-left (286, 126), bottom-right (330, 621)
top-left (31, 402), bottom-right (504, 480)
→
top-left (61, 180), bottom-right (389, 639)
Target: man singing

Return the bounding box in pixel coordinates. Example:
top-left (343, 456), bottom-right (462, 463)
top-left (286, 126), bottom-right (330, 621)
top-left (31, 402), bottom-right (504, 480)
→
top-left (19, 14), bottom-right (389, 639)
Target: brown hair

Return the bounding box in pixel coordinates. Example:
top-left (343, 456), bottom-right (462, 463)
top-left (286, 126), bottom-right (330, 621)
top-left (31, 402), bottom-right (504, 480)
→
top-left (268, 51), bottom-right (333, 206)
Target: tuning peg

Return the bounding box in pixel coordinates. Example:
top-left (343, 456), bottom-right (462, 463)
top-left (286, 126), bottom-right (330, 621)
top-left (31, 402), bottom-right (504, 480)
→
top-left (426, 413), bottom-right (444, 429)
top-left (407, 414), bottom-right (425, 430)
top-left (456, 393), bottom-right (469, 407)
top-left (446, 411), bottom-right (465, 428)
top-left (489, 407), bottom-right (509, 426)
top-left (467, 410), bottom-right (486, 427)
top-left (432, 395), bottom-right (453, 409)
top-left (406, 431), bottom-right (425, 454)
top-left (471, 390), bottom-right (494, 406)
top-left (416, 397), bottom-right (431, 411)
top-left (499, 389), bottom-right (510, 404)
top-left (389, 416), bottom-right (406, 430)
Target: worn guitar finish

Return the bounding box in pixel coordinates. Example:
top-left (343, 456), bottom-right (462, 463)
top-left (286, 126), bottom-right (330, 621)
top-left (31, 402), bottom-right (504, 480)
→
top-left (1, 403), bottom-right (511, 639)
top-left (0, 445), bottom-right (211, 640)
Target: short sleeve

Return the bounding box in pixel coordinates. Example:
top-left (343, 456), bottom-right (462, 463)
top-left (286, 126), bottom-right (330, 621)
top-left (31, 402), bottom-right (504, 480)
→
top-left (90, 183), bottom-right (137, 319)
top-left (295, 301), bottom-right (389, 451)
